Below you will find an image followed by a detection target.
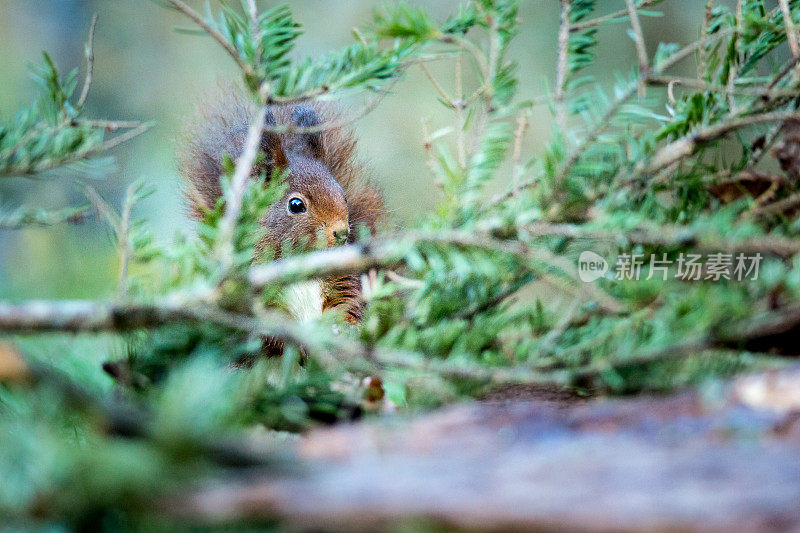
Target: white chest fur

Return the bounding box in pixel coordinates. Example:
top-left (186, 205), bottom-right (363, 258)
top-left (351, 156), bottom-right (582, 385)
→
top-left (283, 280), bottom-right (324, 322)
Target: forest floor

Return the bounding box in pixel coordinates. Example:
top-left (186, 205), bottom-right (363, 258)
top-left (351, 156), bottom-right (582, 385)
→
top-left (175, 366), bottom-right (800, 532)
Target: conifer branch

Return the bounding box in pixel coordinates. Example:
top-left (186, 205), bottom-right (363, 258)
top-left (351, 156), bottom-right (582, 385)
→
top-left (164, 0), bottom-right (254, 77)
top-left (646, 109), bottom-right (800, 173)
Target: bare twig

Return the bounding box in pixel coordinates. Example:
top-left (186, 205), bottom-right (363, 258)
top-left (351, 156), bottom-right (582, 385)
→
top-left (654, 27), bottom-right (735, 73)
top-left (698, 0), bottom-right (715, 78)
top-left (117, 183), bottom-right (137, 298)
top-left (420, 118), bottom-right (443, 190)
top-left (97, 122), bottom-right (154, 152)
top-left (625, 0), bottom-right (649, 77)
top-left (767, 56), bottom-right (800, 92)
top-left (727, 0), bottom-right (743, 112)
top-left (445, 35), bottom-right (490, 80)
top-left (246, 0), bottom-right (258, 38)
top-left (84, 185), bottom-right (120, 231)
top-left (510, 109), bottom-right (531, 193)
top-left (555, 0), bottom-right (571, 130)
top-left (748, 191), bottom-right (800, 218)
top-left (78, 119), bottom-right (146, 131)
top-left (249, 239), bottom-right (409, 289)
top-left (780, 0), bottom-right (800, 59)
top-left (0, 299), bottom-right (299, 345)
top-left (258, 79), bottom-right (399, 136)
top-left (77, 13), bottom-right (98, 109)
top-left (419, 63), bottom-right (454, 107)
top-left (214, 106), bottom-right (268, 273)
top-left (248, 230), bottom-right (566, 292)
top-left (455, 54), bottom-right (467, 169)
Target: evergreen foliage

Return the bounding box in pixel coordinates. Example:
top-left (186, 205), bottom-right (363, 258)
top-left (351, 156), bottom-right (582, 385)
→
top-left (2, 0), bottom-right (800, 528)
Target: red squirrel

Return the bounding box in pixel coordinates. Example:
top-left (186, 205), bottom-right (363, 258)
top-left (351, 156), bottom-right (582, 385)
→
top-left (179, 90), bottom-right (384, 324)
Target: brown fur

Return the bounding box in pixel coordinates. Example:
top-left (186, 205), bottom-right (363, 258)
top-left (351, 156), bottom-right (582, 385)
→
top-left (178, 89), bottom-right (384, 322)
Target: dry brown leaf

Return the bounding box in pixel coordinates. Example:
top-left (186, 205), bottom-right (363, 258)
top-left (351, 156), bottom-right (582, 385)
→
top-left (0, 342), bottom-right (30, 383)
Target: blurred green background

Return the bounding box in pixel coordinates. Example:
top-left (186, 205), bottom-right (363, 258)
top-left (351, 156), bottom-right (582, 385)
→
top-left (0, 0), bottom-right (724, 300)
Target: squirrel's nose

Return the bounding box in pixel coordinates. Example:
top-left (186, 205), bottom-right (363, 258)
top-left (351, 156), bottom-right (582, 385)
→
top-left (332, 227), bottom-right (349, 245)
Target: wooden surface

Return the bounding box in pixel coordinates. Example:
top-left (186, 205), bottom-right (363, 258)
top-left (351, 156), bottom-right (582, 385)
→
top-left (183, 368), bottom-right (800, 532)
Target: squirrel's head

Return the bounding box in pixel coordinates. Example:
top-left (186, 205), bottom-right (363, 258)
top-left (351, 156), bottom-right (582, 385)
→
top-left (258, 105), bottom-right (350, 253)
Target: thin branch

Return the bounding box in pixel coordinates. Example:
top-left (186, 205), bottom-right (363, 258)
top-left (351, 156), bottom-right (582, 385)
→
top-left (0, 205), bottom-right (90, 230)
top-left (455, 54), bottom-right (467, 169)
top-left (625, 0), bottom-right (649, 78)
top-left (78, 119), bottom-right (146, 131)
top-left (654, 27), bottom-right (735, 73)
top-left (489, 29), bottom-right (738, 208)
top-left (489, 82), bottom-right (638, 208)
top-left (84, 185), bottom-right (120, 231)
top-left (164, 0), bottom-right (253, 77)
top-left (77, 13), bottom-right (98, 109)
top-left (555, 0), bottom-right (571, 130)
top-left (258, 79), bottom-right (399, 136)
top-left (646, 109), bottom-right (800, 173)
top-left (780, 0), bottom-right (800, 59)
top-left (555, 82), bottom-right (639, 187)
top-left (748, 191), bottom-right (800, 218)
top-left (519, 221), bottom-right (800, 258)
top-left (248, 230), bottom-right (563, 292)
top-left (243, 220), bottom-right (800, 301)
top-left (419, 63), bottom-right (454, 107)
top-left (0, 300), bottom-right (305, 356)
top-left (248, 239), bottom-right (409, 289)
top-left (647, 75), bottom-right (800, 99)
top-left (97, 121), bottom-right (154, 152)
top-left (246, 0), bottom-right (258, 39)
top-left (214, 106), bottom-right (267, 273)
top-left (444, 35), bottom-right (490, 80)
top-left (0, 296), bottom-right (795, 393)
top-left (767, 56), bottom-right (800, 92)
top-left (420, 118), bottom-right (443, 190)
top-left (727, 0), bottom-right (743, 112)
top-left (510, 109), bottom-right (530, 194)
top-left (698, 0), bottom-right (715, 78)
top-left (568, 0), bottom-right (660, 33)
top-left (0, 300), bottom-right (194, 334)
top-left (117, 183), bottom-right (137, 298)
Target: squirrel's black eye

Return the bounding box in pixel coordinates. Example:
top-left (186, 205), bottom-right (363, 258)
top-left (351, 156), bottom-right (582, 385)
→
top-left (288, 197), bottom-right (306, 214)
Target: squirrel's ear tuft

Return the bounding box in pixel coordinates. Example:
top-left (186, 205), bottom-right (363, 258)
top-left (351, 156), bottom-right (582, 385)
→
top-left (260, 107), bottom-right (287, 170)
top-left (291, 105), bottom-right (324, 159)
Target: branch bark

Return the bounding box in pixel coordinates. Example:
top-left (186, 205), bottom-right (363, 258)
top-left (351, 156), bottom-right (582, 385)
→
top-left (214, 106), bottom-right (268, 273)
